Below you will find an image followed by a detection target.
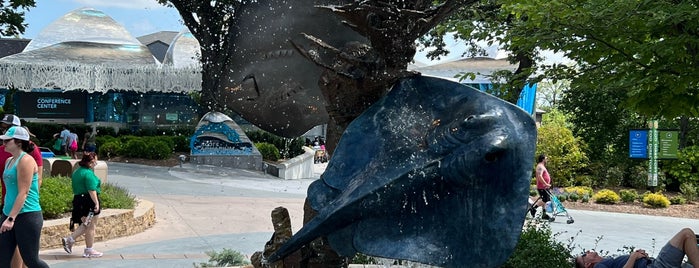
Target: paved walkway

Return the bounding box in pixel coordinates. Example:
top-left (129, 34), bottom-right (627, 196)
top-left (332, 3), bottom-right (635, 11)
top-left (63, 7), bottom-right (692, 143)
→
top-left (37, 162), bottom-right (699, 267)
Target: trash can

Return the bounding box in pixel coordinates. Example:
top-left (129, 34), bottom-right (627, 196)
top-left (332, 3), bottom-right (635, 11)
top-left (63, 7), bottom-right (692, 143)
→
top-left (93, 161), bottom-right (108, 183)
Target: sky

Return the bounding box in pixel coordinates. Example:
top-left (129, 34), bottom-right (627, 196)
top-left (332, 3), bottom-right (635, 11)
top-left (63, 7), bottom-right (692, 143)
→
top-left (19, 1), bottom-right (565, 66)
top-left (21, 0), bottom-right (185, 39)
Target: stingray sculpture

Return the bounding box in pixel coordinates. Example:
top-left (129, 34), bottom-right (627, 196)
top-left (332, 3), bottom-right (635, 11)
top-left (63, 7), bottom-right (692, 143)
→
top-left (266, 75), bottom-right (537, 267)
top-left (220, 0), bottom-right (366, 137)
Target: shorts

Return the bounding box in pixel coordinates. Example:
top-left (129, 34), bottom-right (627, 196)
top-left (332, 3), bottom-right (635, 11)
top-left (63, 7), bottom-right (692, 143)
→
top-left (537, 189), bottom-right (551, 203)
top-left (649, 243), bottom-right (684, 268)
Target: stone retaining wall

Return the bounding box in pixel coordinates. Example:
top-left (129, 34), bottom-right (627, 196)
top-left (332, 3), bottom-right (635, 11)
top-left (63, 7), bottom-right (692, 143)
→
top-left (40, 199), bottom-right (156, 249)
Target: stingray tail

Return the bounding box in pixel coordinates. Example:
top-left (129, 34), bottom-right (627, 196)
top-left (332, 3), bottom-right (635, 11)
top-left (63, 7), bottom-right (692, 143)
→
top-left (265, 216), bottom-right (329, 263)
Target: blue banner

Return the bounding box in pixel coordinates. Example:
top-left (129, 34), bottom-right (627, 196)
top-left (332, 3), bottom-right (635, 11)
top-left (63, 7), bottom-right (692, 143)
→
top-left (629, 129), bottom-right (648, 159)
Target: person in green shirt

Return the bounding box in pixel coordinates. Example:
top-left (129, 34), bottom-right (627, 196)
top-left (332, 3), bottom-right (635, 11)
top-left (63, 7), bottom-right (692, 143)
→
top-left (61, 152), bottom-right (103, 258)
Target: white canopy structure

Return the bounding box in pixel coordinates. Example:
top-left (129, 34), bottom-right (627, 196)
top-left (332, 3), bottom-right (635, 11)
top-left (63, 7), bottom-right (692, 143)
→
top-left (0, 7), bottom-right (201, 93)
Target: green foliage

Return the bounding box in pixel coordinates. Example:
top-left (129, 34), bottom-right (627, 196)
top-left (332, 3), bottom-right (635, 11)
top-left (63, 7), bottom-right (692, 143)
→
top-left (592, 189), bottom-right (620, 204)
top-left (123, 139), bottom-right (148, 158)
top-left (196, 248), bottom-right (249, 267)
top-left (171, 135), bottom-right (190, 152)
top-left (351, 253), bottom-right (380, 264)
top-left (670, 196), bottom-right (686, 205)
top-left (246, 130), bottom-right (305, 159)
top-left (581, 194), bottom-right (590, 203)
top-left (568, 192), bottom-right (580, 202)
top-left (565, 186), bottom-right (593, 198)
top-left (619, 189), bottom-right (638, 203)
top-left (255, 142), bottom-right (280, 161)
top-left (39, 176), bottom-right (73, 219)
top-left (627, 165), bottom-right (649, 189)
top-left (557, 194), bottom-right (567, 202)
top-left (680, 182), bottom-right (698, 202)
top-left (536, 109), bottom-right (588, 187)
top-left (642, 193), bottom-right (670, 208)
top-left (145, 140), bottom-right (173, 160)
top-left (667, 146), bottom-right (699, 186)
top-left (0, 0), bottom-right (36, 37)
top-left (39, 176), bottom-right (136, 220)
top-left (98, 141), bottom-right (122, 158)
top-left (501, 222), bottom-right (573, 268)
top-left (100, 182), bottom-right (136, 210)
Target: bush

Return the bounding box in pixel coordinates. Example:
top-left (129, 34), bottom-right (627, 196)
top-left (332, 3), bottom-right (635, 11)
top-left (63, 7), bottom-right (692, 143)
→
top-left (124, 139), bottom-right (149, 158)
top-left (643, 193), bottom-right (670, 208)
top-left (593, 189), bottom-right (620, 204)
top-left (39, 176), bottom-right (73, 219)
top-left (565, 186), bottom-right (593, 198)
top-left (145, 140), bottom-right (173, 160)
top-left (196, 248), bottom-right (250, 267)
top-left (246, 130), bottom-right (305, 159)
top-left (501, 222), bottom-right (573, 268)
top-left (255, 142), bottom-right (280, 161)
top-left (557, 194), bottom-right (567, 202)
top-left (38, 176), bottom-right (137, 220)
top-left (100, 183), bottom-right (136, 210)
top-left (581, 194), bottom-right (590, 203)
top-left (98, 141), bottom-right (122, 158)
top-left (680, 183), bottom-right (698, 202)
top-left (619, 189), bottom-right (638, 203)
top-left (627, 165), bottom-right (648, 189)
top-left (568, 192), bottom-right (580, 202)
top-left (670, 196), bottom-right (687, 205)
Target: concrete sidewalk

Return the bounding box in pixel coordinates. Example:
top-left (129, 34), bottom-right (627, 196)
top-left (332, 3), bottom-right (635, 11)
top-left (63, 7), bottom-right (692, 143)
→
top-left (37, 162), bottom-right (699, 267)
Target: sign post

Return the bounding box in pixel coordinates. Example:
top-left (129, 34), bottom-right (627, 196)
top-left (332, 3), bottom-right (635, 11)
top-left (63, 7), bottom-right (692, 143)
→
top-left (648, 120), bottom-right (658, 188)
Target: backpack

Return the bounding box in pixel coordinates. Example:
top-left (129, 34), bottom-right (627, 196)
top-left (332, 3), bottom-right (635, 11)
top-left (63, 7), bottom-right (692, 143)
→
top-left (69, 139), bottom-right (78, 151)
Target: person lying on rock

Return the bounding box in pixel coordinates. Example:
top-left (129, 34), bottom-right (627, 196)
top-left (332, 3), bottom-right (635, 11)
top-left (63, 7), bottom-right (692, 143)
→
top-left (575, 228), bottom-right (699, 268)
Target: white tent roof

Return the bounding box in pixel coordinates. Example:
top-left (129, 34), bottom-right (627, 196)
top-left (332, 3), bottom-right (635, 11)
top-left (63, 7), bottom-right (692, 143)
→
top-left (0, 7), bottom-right (201, 93)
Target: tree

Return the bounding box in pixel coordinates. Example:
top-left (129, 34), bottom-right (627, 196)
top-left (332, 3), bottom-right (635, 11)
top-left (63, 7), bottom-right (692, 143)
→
top-left (420, 0), bottom-right (541, 104)
top-left (536, 109), bottom-right (588, 187)
top-left (0, 0), bottom-right (35, 37)
top-left (500, 0), bottom-right (699, 119)
top-left (536, 79), bottom-right (568, 110)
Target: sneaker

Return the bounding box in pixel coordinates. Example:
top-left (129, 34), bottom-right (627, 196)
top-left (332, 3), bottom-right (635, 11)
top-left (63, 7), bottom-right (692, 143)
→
top-left (541, 213), bottom-right (551, 220)
top-left (83, 248), bottom-right (103, 258)
top-left (61, 237), bottom-right (74, 254)
top-left (529, 207), bottom-right (536, 217)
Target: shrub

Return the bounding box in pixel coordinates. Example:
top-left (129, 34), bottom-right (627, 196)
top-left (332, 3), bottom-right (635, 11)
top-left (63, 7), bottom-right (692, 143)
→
top-left (501, 222), bottom-right (573, 268)
top-left (145, 140), bottom-right (173, 160)
top-left (172, 134), bottom-right (190, 152)
top-left (592, 189), bottom-right (620, 204)
top-left (602, 166), bottom-right (625, 188)
top-left (581, 194), bottom-right (590, 203)
top-left (557, 194), bottom-right (567, 202)
top-left (124, 138), bottom-right (149, 158)
top-left (565, 186), bottom-right (593, 198)
top-left (680, 183), bottom-right (698, 202)
top-left (39, 176), bottom-right (73, 218)
top-left (38, 176), bottom-right (136, 220)
top-left (627, 165), bottom-right (648, 189)
top-left (246, 130), bottom-right (305, 159)
top-left (255, 142), bottom-right (280, 161)
top-left (100, 183), bottom-right (136, 209)
top-left (619, 189), bottom-right (638, 203)
top-left (196, 248), bottom-right (250, 267)
top-left (568, 192), bottom-right (580, 202)
top-left (98, 141), bottom-right (122, 158)
top-left (670, 196), bottom-right (687, 205)
top-left (643, 193), bottom-right (670, 208)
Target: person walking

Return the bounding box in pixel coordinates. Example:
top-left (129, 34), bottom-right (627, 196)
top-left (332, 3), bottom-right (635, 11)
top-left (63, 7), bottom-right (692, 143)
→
top-left (0, 115), bottom-right (43, 268)
top-left (529, 154), bottom-right (552, 220)
top-left (82, 127), bottom-right (97, 153)
top-left (61, 152), bottom-right (104, 258)
top-left (0, 126), bottom-right (50, 268)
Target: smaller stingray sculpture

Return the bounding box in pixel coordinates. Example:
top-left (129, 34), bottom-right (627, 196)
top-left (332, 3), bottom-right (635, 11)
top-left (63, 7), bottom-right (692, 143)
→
top-left (266, 76), bottom-right (537, 267)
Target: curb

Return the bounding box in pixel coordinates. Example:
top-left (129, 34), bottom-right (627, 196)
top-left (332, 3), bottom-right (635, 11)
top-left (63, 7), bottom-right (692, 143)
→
top-left (40, 199), bottom-right (156, 249)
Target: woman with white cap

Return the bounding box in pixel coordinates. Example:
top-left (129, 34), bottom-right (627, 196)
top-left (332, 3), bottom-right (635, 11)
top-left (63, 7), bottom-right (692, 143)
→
top-left (0, 126), bottom-right (49, 268)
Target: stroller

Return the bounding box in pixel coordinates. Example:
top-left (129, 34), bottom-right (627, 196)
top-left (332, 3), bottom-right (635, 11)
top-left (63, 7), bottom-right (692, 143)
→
top-left (528, 188), bottom-right (574, 224)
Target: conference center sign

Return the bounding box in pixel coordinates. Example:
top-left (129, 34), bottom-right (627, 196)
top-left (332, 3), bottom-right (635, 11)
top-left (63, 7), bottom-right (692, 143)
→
top-left (629, 129), bottom-right (679, 159)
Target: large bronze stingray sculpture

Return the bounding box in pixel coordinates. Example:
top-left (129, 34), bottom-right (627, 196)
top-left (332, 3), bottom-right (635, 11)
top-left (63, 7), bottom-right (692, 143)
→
top-left (266, 75), bottom-right (537, 267)
top-left (220, 0), bottom-right (366, 137)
